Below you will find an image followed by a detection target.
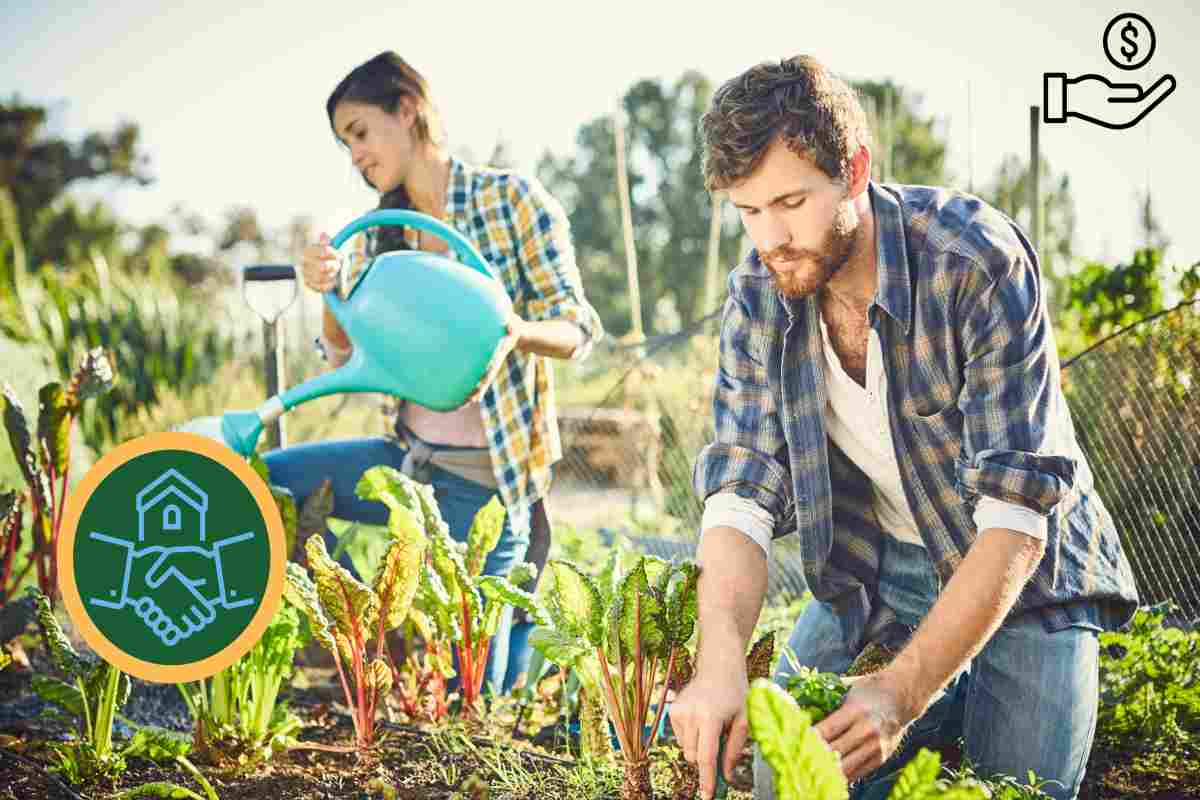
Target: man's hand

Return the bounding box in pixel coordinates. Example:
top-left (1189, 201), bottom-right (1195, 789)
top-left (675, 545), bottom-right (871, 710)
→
top-left (815, 671), bottom-right (916, 780)
top-left (669, 663), bottom-right (750, 799)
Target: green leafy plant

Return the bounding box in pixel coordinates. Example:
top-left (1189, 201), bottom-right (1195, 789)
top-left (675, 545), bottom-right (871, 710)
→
top-left (783, 665), bottom-right (850, 724)
top-left (2, 348), bottom-right (114, 605)
top-left (28, 586), bottom-right (131, 782)
top-left (391, 609), bottom-right (452, 724)
top-left (283, 465), bottom-right (427, 754)
top-left (407, 482), bottom-right (538, 718)
top-left (1097, 603), bottom-right (1200, 747)
top-left (177, 603), bottom-right (306, 765)
top-left (746, 678), bottom-right (848, 800)
top-left (516, 552), bottom-right (699, 800)
top-left (116, 726), bottom-right (220, 800)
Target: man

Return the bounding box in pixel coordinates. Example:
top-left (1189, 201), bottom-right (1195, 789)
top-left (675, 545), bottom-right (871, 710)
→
top-left (668, 55), bottom-right (1138, 800)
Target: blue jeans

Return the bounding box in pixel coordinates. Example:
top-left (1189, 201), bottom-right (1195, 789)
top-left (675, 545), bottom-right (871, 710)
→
top-left (263, 436), bottom-right (530, 696)
top-left (754, 537), bottom-right (1099, 800)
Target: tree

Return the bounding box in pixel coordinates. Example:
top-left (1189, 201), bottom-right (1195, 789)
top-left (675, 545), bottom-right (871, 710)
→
top-left (537, 72), bottom-right (953, 337)
top-left (851, 79), bottom-right (950, 186)
top-left (0, 98), bottom-right (152, 265)
top-left (538, 71), bottom-right (742, 337)
top-left (1136, 188), bottom-right (1171, 253)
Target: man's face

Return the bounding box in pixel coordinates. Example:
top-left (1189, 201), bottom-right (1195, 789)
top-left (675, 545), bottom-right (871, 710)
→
top-left (726, 138), bottom-right (861, 298)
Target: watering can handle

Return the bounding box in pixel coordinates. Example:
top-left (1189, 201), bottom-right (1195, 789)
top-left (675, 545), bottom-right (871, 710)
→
top-left (328, 209), bottom-right (496, 280)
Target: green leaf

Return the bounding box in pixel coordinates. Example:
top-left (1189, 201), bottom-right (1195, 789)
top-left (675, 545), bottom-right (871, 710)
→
top-left (596, 546), bottom-right (623, 605)
top-left (371, 502), bottom-right (428, 633)
top-left (367, 657), bottom-right (392, 707)
top-left (3, 382), bottom-right (39, 488)
top-left (528, 626), bottom-right (591, 671)
top-left (30, 587), bottom-right (90, 679)
top-left (617, 557), bottom-right (664, 659)
top-left (477, 575), bottom-right (547, 633)
top-left (426, 518), bottom-right (480, 631)
top-left (746, 679), bottom-right (848, 800)
top-left (545, 560), bottom-right (603, 645)
top-left (283, 559), bottom-right (339, 657)
top-left (121, 726), bottom-right (192, 763)
top-left (32, 674), bottom-right (85, 718)
top-left (269, 486), bottom-right (297, 560)
top-left (785, 667), bottom-right (849, 723)
top-left (465, 495), bottom-right (506, 577)
top-left (665, 562), bottom-right (700, 648)
top-left (306, 533), bottom-right (378, 640)
top-left (68, 347), bottom-right (114, 404)
top-left (885, 748), bottom-right (941, 800)
top-left (247, 454), bottom-right (270, 486)
top-left (297, 478), bottom-right (334, 547)
top-left (414, 567), bottom-right (460, 642)
top-left (37, 382), bottom-right (71, 475)
top-left (505, 561), bottom-right (536, 588)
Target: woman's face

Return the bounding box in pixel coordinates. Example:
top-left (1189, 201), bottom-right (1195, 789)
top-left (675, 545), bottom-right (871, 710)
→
top-left (332, 99), bottom-right (417, 194)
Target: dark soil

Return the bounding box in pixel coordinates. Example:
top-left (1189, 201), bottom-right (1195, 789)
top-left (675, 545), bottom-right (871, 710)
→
top-left (1, 650), bottom-right (1197, 799)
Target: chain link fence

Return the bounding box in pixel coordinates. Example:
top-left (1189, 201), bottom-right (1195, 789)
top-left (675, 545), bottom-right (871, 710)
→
top-left (552, 299), bottom-right (1200, 621)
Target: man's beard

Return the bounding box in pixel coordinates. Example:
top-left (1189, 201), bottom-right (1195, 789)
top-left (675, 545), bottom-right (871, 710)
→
top-left (762, 204), bottom-right (859, 299)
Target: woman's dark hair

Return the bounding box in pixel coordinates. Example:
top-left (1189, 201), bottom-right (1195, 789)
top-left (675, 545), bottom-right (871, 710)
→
top-left (326, 52), bottom-right (445, 253)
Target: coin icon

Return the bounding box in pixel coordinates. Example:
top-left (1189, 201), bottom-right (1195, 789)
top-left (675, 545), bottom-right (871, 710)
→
top-left (1103, 13), bottom-right (1156, 71)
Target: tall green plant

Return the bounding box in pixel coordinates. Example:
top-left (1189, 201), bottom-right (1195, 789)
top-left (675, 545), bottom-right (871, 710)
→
top-left (406, 482), bottom-right (540, 717)
top-left (1, 347), bottom-right (114, 604)
top-left (283, 466), bottom-right (427, 755)
top-left (511, 553), bottom-right (698, 800)
top-left (177, 603), bottom-right (306, 765)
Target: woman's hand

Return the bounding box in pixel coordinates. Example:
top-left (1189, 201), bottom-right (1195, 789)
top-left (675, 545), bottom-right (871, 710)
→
top-left (300, 232), bottom-right (341, 293)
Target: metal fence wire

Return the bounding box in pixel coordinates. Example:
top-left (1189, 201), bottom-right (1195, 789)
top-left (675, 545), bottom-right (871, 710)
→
top-left (554, 298), bottom-right (1200, 622)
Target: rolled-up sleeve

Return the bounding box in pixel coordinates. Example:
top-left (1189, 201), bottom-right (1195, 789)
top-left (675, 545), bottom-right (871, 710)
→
top-left (955, 246), bottom-right (1076, 515)
top-left (509, 176), bottom-right (604, 361)
top-left (693, 278), bottom-right (795, 537)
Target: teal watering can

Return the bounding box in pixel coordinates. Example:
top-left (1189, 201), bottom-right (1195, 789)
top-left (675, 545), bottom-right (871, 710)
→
top-left (219, 210), bottom-right (512, 456)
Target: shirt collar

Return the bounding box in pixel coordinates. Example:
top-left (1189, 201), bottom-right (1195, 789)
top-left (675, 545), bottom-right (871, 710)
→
top-left (868, 181), bottom-right (913, 335)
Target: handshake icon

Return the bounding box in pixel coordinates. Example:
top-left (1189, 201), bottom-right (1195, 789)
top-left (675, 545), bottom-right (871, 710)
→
top-left (86, 468), bottom-right (259, 648)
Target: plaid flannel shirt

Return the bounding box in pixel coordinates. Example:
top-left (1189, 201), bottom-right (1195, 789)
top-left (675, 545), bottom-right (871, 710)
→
top-left (694, 182), bottom-right (1139, 652)
top-left (372, 157), bottom-right (603, 537)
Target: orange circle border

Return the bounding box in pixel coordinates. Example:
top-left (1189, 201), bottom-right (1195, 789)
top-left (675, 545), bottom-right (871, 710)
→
top-left (57, 431), bottom-right (286, 683)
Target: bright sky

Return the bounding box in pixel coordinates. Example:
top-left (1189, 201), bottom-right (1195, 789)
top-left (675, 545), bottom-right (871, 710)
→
top-left (3, 0), bottom-right (1198, 272)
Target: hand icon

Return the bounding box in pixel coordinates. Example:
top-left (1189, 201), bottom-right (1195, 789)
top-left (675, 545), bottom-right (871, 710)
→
top-left (1044, 72), bottom-right (1176, 130)
top-left (129, 557), bottom-right (217, 648)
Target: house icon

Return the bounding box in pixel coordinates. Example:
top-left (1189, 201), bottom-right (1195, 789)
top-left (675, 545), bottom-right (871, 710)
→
top-left (136, 468), bottom-right (209, 543)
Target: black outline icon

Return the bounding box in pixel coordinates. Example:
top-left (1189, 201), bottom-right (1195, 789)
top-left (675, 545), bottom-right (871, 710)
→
top-left (1103, 13), bottom-right (1155, 70)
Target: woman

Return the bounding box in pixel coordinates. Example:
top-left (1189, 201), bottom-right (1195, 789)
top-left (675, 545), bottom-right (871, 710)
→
top-left (266, 51), bottom-right (603, 696)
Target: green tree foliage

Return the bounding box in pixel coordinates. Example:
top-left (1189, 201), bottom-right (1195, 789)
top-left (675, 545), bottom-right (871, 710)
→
top-left (0, 98), bottom-right (152, 266)
top-left (538, 73), bottom-right (950, 338)
top-left (853, 80), bottom-right (950, 186)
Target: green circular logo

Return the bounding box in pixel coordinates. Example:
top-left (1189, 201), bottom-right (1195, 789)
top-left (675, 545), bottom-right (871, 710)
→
top-left (60, 432), bottom-right (285, 682)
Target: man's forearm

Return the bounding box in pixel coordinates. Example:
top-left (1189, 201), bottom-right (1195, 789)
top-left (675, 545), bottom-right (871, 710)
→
top-left (883, 527), bottom-right (1045, 720)
top-left (695, 526), bottom-right (770, 674)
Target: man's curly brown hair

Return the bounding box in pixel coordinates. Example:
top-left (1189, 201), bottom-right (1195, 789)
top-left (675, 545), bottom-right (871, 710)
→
top-left (700, 55), bottom-right (872, 192)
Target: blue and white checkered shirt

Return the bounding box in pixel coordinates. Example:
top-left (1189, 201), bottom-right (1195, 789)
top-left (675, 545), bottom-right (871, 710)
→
top-left (694, 182), bottom-right (1139, 651)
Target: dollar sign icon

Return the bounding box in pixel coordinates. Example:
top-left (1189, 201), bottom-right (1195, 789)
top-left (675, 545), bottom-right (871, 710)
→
top-left (1120, 21), bottom-right (1139, 63)
top-left (1104, 13), bottom-right (1155, 71)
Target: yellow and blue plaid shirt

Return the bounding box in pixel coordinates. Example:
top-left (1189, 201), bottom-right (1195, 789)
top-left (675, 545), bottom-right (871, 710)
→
top-left (694, 182), bottom-right (1139, 652)
top-left (372, 157), bottom-right (604, 537)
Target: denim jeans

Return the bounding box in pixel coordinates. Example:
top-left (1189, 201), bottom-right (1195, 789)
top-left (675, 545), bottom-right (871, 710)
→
top-left (263, 436), bottom-right (530, 696)
top-left (754, 537), bottom-right (1099, 800)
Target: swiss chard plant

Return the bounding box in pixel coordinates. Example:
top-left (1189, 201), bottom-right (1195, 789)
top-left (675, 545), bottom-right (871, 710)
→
top-left (30, 586), bottom-right (131, 782)
top-left (283, 466), bottom-right (427, 754)
top-left (2, 348), bottom-right (114, 605)
top-left (406, 481), bottom-right (539, 718)
top-left (517, 552), bottom-right (699, 800)
top-left (391, 608), bottom-right (452, 724)
top-left (177, 602), bottom-right (306, 765)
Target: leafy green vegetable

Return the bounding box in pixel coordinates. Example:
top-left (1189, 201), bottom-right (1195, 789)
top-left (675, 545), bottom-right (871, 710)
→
top-left (785, 666), bottom-right (849, 723)
top-left (746, 679), bottom-right (848, 800)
